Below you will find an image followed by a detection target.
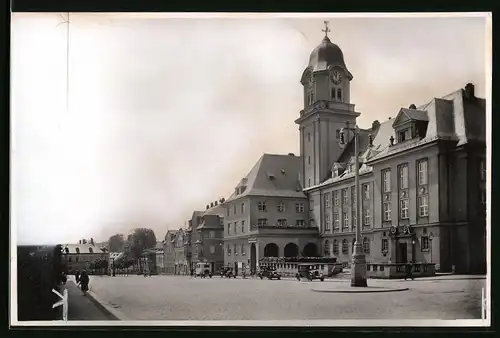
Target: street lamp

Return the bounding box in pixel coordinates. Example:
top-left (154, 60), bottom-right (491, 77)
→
top-left (339, 121), bottom-right (367, 287)
top-left (411, 239), bottom-right (416, 263)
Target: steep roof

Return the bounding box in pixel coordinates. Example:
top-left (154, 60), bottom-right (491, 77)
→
top-left (368, 85), bottom-right (485, 163)
top-left (62, 243), bottom-right (106, 254)
top-left (225, 153), bottom-right (306, 202)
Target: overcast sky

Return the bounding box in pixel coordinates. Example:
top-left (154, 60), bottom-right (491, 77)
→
top-left (11, 13), bottom-right (489, 245)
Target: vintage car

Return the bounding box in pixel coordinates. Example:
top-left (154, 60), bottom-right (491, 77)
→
top-left (258, 267), bottom-right (282, 280)
top-left (195, 263), bottom-right (213, 278)
top-left (296, 264), bottom-right (325, 282)
top-left (220, 267), bottom-right (237, 278)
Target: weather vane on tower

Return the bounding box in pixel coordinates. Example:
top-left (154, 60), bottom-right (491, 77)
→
top-left (322, 21), bottom-right (330, 38)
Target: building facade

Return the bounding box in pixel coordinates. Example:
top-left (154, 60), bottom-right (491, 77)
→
top-left (163, 230), bottom-right (178, 274)
top-left (173, 229), bottom-right (189, 275)
top-left (298, 31), bottom-right (486, 274)
top-left (62, 242), bottom-right (110, 275)
top-left (222, 154), bottom-right (319, 275)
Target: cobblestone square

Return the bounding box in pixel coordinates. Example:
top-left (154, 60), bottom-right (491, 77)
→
top-left (87, 275), bottom-right (485, 321)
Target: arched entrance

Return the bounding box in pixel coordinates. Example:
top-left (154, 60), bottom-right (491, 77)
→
top-left (284, 243), bottom-right (299, 257)
top-left (250, 243), bottom-right (257, 272)
top-left (303, 243), bottom-right (318, 257)
top-left (264, 243), bottom-right (279, 257)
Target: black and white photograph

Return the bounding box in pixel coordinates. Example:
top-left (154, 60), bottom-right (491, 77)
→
top-left (10, 12), bottom-right (491, 326)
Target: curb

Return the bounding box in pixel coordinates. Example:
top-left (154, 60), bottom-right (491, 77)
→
top-left (311, 287), bottom-right (410, 294)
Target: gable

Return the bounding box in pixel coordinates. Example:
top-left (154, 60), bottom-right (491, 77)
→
top-left (391, 109), bottom-right (412, 127)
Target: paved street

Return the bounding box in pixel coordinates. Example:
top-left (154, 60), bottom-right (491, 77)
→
top-left (86, 275), bottom-right (485, 321)
top-left (66, 279), bottom-right (118, 321)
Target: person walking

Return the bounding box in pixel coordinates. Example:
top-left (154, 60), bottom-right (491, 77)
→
top-left (80, 270), bottom-right (90, 294)
top-left (404, 262), bottom-right (414, 281)
top-left (75, 270), bottom-right (80, 285)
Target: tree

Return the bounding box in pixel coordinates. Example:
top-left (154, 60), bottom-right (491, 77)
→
top-left (108, 233), bottom-right (125, 252)
top-left (127, 228), bottom-right (157, 271)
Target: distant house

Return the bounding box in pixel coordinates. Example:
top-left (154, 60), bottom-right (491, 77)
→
top-left (62, 242), bottom-right (109, 275)
top-left (141, 242), bottom-right (165, 275)
top-left (163, 230), bottom-right (178, 274)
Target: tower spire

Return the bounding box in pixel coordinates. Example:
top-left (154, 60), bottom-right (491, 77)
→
top-left (322, 21), bottom-right (331, 38)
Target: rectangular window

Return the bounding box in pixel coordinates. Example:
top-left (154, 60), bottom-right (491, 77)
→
top-left (258, 202), bottom-right (267, 212)
top-left (227, 223), bottom-right (231, 235)
top-left (227, 244), bottom-right (231, 255)
top-left (342, 189), bottom-right (348, 205)
top-left (325, 214), bottom-right (331, 230)
top-left (363, 209), bottom-right (371, 226)
top-left (381, 238), bottom-right (389, 252)
top-left (257, 218), bottom-right (268, 227)
top-left (234, 244), bottom-right (238, 255)
top-left (418, 195), bottom-right (429, 217)
top-left (362, 184), bottom-right (370, 200)
top-left (343, 212), bottom-right (349, 228)
top-left (241, 203), bottom-right (245, 214)
top-left (308, 178), bottom-right (311, 187)
top-left (234, 222), bottom-right (238, 234)
top-left (226, 208), bottom-right (230, 217)
top-left (296, 203), bottom-right (305, 213)
top-left (333, 213), bottom-right (340, 229)
top-left (241, 220), bottom-right (245, 233)
top-left (233, 204), bottom-right (237, 215)
top-left (399, 164), bottom-right (409, 189)
top-left (308, 132), bottom-right (311, 142)
top-left (325, 193), bottom-right (331, 208)
top-left (480, 159), bottom-right (486, 181)
top-left (383, 202), bottom-right (392, 221)
top-left (418, 159), bottom-right (428, 186)
top-left (400, 199), bottom-right (409, 219)
top-left (399, 129), bottom-right (410, 142)
top-left (334, 191), bottom-right (340, 206)
top-left (383, 169), bottom-right (391, 192)
top-left (277, 202), bottom-right (286, 212)
top-left (277, 219), bottom-right (288, 227)
top-left (241, 244), bottom-right (246, 255)
top-left (421, 236), bottom-right (430, 250)
top-left (296, 220), bottom-right (305, 227)
top-left (308, 156), bottom-right (311, 165)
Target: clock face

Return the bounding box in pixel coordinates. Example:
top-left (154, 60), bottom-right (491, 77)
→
top-left (330, 70), bottom-right (342, 85)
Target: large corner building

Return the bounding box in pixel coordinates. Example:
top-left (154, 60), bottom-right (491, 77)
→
top-left (215, 28), bottom-right (486, 275)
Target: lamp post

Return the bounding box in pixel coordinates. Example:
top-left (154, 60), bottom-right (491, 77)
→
top-left (411, 239), bottom-right (416, 263)
top-left (339, 121), bottom-right (367, 287)
top-left (429, 232), bottom-right (434, 264)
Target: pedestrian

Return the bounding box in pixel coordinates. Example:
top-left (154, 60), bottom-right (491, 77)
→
top-left (404, 262), bottom-right (414, 281)
top-left (80, 269), bottom-right (90, 294)
top-left (75, 270), bottom-right (80, 285)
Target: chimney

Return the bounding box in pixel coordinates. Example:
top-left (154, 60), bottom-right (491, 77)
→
top-left (409, 104), bottom-right (417, 109)
top-left (464, 83), bottom-right (475, 100)
top-left (371, 120), bottom-right (380, 132)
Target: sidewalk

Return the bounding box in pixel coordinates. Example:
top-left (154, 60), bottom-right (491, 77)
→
top-left (66, 280), bottom-right (118, 320)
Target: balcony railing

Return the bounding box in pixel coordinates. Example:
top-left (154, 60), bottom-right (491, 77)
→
top-left (250, 224), bottom-right (316, 231)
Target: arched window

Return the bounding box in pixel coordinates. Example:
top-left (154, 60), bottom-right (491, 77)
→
top-left (324, 240), bottom-right (330, 256)
top-left (333, 240), bottom-right (338, 255)
top-left (342, 239), bottom-right (348, 254)
top-left (75, 247), bottom-right (80, 254)
top-left (331, 88), bottom-right (335, 100)
top-left (337, 88), bottom-right (342, 102)
top-left (363, 237), bottom-right (370, 254)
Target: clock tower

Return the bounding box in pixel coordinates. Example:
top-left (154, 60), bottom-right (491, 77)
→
top-left (295, 22), bottom-right (361, 188)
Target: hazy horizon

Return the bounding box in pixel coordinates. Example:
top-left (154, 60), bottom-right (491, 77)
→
top-left (11, 13), bottom-right (489, 245)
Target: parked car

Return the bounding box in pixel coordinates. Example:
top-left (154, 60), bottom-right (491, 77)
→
top-left (296, 264), bottom-right (324, 282)
top-left (258, 267), bottom-right (281, 280)
top-left (195, 263), bottom-right (213, 278)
